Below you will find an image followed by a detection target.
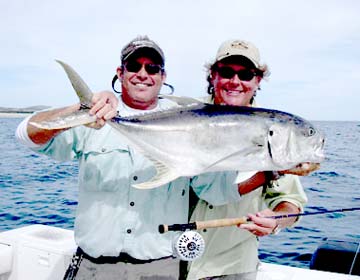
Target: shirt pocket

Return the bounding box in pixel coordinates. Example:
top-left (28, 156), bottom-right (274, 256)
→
top-left (79, 143), bottom-right (132, 192)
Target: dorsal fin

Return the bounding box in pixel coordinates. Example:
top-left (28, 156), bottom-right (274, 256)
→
top-left (159, 95), bottom-right (204, 106)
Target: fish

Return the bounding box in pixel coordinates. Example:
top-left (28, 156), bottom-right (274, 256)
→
top-left (31, 60), bottom-right (326, 189)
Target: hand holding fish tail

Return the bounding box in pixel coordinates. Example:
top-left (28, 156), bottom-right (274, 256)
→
top-left (86, 91), bottom-right (119, 129)
top-left (28, 103), bottom-right (81, 145)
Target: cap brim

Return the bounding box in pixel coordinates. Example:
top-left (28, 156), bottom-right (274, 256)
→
top-left (123, 47), bottom-right (164, 66)
top-left (217, 55), bottom-right (258, 68)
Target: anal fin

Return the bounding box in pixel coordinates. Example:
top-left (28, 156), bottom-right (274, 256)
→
top-left (132, 157), bottom-right (179, 189)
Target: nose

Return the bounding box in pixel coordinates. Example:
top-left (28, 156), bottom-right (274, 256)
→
top-left (136, 65), bottom-right (148, 79)
top-left (229, 74), bottom-right (244, 89)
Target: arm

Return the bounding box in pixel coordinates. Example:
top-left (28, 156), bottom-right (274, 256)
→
top-left (239, 175), bottom-right (307, 236)
top-left (25, 91), bottom-right (118, 145)
top-left (237, 171), bottom-right (268, 195)
top-left (238, 201), bottom-right (300, 237)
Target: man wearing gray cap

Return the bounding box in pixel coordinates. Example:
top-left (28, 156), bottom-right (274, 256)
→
top-left (15, 35), bottom-right (244, 279)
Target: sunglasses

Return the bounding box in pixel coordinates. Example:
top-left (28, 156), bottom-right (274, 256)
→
top-left (124, 61), bottom-right (163, 75)
top-left (216, 67), bottom-right (257, 81)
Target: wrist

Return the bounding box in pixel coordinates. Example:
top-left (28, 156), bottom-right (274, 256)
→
top-left (271, 224), bottom-right (281, 235)
top-left (264, 171), bottom-right (283, 182)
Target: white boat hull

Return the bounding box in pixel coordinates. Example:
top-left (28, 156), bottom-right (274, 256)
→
top-left (0, 225), bottom-right (358, 280)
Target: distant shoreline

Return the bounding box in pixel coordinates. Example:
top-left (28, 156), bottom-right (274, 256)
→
top-left (0, 112), bottom-right (32, 118)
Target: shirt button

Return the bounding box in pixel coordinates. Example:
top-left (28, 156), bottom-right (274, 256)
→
top-left (181, 189), bottom-right (186, 196)
top-left (133, 176), bottom-right (138, 181)
top-left (209, 205), bottom-right (213, 209)
top-left (127, 229), bottom-right (132, 234)
top-left (130, 201), bottom-right (135, 206)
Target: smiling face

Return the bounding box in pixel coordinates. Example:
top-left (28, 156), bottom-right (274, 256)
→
top-left (118, 56), bottom-right (166, 110)
top-left (211, 58), bottom-right (262, 107)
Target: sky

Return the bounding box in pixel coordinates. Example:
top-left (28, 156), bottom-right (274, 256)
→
top-left (1, 0), bottom-right (359, 121)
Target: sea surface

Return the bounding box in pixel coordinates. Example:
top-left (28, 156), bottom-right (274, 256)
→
top-left (1, 117), bottom-right (359, 269)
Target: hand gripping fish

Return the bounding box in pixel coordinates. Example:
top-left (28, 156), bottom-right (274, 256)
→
top-left (31, 60), bottom-right (326, 189)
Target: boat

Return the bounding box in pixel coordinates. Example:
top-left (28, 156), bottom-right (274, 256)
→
top-left (0, 224), bottom-right (359, 280)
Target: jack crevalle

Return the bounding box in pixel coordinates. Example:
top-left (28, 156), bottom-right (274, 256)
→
top-left (32, 60), bottom-right (325, 189)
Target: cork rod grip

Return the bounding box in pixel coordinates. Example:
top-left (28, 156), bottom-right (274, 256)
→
top-left (195, 217), bottom-right (248, 230)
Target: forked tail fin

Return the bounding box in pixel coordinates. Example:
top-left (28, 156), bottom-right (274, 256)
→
top-left (55, 60), bottom-right (94, 107)
top-left (30, 60), bottom-right (97, 130)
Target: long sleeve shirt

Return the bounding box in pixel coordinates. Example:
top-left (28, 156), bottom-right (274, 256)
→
top-left (15, 98), bottom-right (242, 259)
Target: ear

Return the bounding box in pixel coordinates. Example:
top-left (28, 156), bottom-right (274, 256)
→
top-left (255, 75), bottom-right (262, 84)
top-left (117, 66), bottom-right (123, 80)
top-left (161, 70), bottom-right (167, 84)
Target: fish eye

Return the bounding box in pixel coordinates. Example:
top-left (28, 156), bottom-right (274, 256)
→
top-left (308, 127), bottom-right (316, 136)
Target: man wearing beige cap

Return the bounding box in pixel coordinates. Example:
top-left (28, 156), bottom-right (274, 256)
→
top-left (186, 40), bottom-right (308, 280)
top-left (16, 36), bottom-right (246, 279)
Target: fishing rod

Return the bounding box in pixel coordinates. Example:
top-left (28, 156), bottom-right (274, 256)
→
top-left (159, 207), bottom-right (360, 233)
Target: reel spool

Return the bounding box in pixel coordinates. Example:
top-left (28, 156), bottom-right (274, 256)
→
top-left (173, 231), bottom-right (205, 261)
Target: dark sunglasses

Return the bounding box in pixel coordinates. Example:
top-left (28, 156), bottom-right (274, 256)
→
top-left (216, 67), bottom-right (257, 81)
top-left (125, 61), bottom-right (163, 75)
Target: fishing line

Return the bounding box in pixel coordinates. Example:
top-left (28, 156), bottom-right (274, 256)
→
top-left (159, 207), bottom-right (360, 233)
top-left (349, 241), bottom-right (360, 275)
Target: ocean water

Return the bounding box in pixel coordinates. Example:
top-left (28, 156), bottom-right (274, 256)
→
top-left (0, 117), bottom-right (359, 269)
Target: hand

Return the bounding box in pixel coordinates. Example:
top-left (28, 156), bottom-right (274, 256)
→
top-left (238, 208), bottom-right (278, 237)
top-left (86, 91), bottom-right (119, 129)
top-left (279, 162), bottom-right (320, 176)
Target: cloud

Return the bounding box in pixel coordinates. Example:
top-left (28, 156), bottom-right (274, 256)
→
top-left (0, 0), bottom-right (359, 120)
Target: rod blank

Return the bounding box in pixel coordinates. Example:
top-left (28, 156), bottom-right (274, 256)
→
top-left (159, 207), bottom-right (360, 233)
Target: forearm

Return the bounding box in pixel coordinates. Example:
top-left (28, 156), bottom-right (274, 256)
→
top-left (27, 104), bottom-right (79, 145)
top-left (237, 171), bottom-right (268, 195)
top-left (273, 201), bottom-right (301, 228)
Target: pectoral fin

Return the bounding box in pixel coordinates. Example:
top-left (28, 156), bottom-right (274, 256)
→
top-left (204, 145), bottom-right (263, 172)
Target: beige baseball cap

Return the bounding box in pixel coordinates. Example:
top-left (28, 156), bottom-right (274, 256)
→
top-left (215, 39), bottom-right (261, 68)
top-left (121, 35), bottom-right (165, 66)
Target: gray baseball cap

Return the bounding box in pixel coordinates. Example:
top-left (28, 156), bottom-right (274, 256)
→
top-left (121, 35), bottom-right (165, 66)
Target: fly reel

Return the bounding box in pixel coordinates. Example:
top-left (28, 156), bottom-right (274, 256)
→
top-left (173, 231), bottom-right (205, 261)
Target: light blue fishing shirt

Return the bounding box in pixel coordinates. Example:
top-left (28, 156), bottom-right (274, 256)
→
top-left (23, 99), bottom-right (241, 259)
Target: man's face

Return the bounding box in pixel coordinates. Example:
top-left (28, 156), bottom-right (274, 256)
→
top-left (211, 61), bottom-right (261, 107)
top-left (118, 56), bottom-right (166, 110)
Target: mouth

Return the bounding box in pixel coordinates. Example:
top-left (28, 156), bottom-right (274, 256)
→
top-left (131, 82), bottom-right (153, 88)
top-left (223, 89), bottom-right (249, 97)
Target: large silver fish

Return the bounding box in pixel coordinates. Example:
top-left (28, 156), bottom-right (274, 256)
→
top-left (32, 60), bottom-right (325, 189)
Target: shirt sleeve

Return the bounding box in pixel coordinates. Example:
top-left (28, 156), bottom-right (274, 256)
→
top-left (15, 115), bottom-right (42, 149)
top-left (263, 174), bottom-right (308, 225)
top-left (190, 171), bottom-right (241, 206)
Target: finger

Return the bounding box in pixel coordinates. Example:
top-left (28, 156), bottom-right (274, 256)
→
top-left (104, 109), bottom-right (118, 120)
top-left (89, 98), bottom-right (106, 116)
top-left (94, 103), bottom-right (116, 120)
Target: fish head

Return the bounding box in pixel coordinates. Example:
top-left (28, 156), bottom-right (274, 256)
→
top-left (267, 116), bottom-right (325, 169)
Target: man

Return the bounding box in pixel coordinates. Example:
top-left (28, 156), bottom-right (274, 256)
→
top-left (186, 40), bottom-right (308, 280)
top-left (15, 36), bottom-right (243, 280)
